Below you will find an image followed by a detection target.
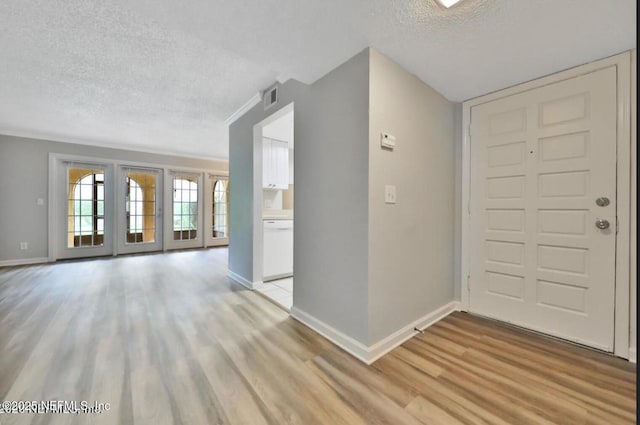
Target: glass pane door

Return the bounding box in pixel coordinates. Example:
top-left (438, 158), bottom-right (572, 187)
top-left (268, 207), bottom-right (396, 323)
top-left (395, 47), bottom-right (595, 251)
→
top-left (213, 178), bottom-right (228, 238)
top-left (67, 168), bottom-right (105, 248)
top-left (118, 167), bottom-right (162, 254)
top-left (173, 175), bottom-right (199, 241)
top-left (165, 172), bottom-right (202, 250)
top-left (57, 162), bottom-right (113, 259)
top-left (206, 175), bottom-right (229, 247)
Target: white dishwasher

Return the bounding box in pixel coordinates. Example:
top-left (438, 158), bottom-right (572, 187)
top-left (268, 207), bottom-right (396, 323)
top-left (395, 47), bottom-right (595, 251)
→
top-left (263, 219), bottom-right (293, 281)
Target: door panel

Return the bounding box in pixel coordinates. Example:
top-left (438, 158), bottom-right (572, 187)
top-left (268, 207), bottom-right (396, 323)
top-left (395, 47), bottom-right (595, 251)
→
top-left (206, 175), bottom-right (229, 247)
top-left (117, 167), bottom-right (163, 254)
top-left (57, 162), bottom-right (113, 259)
top-left (165, 172), bottom-right (203, 250)
top-left (469, 66), bottom-right (617, 351)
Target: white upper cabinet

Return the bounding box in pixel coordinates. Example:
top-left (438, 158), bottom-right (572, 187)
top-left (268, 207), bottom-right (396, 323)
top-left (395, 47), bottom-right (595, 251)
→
top-left (263, 138), bottom-right (289, 190)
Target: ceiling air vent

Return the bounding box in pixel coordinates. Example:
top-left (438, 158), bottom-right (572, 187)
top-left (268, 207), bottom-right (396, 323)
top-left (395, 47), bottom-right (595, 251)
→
top-left (264, 85), bottom-right (278, 110)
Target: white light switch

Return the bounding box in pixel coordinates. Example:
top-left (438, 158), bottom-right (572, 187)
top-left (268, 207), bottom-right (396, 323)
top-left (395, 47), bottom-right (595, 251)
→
top-left (381, 133), bottom-right (396, 149)
top-left (385, 185), bottom-right (396, 204)
top-left (37, 198), bottom-right (44, 206)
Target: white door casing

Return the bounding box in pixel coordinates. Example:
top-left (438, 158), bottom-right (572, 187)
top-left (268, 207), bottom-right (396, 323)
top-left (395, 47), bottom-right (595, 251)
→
top-left (469, 66), bottom-right (617, 351)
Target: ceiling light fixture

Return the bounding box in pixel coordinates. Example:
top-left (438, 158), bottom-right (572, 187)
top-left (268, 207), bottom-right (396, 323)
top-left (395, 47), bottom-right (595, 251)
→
top-left (435, 0), bottom-right (464, 8)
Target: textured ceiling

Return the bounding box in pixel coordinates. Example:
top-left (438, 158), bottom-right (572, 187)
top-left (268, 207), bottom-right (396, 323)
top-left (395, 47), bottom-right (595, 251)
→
top-left (0, 0), bottom-right (635, 159)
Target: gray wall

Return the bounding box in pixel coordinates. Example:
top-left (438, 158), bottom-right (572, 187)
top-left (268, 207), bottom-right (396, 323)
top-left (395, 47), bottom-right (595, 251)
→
top-left (294, 49), bottom-right (370, 343)
top-left (0, 134), bottom-right (227, 262)
top-left (229, 49), bottom-right (371, 343)
top-left (229, 48), bottom-right (458, 347)
top-left (367, 49), bottom-right (456, 344)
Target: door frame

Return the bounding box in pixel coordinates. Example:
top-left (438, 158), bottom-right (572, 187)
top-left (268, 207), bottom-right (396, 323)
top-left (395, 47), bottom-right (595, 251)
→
top-left (460, 50), bottom-right (634, 359)
top-left (251, 101), bottom-right (295, 287)
top-left (49, 155), bottom-right (115, 260)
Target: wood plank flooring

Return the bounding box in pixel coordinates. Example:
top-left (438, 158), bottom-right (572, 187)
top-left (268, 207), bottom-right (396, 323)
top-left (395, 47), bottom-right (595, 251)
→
top-left (0, 248), bottom-right (635, 424)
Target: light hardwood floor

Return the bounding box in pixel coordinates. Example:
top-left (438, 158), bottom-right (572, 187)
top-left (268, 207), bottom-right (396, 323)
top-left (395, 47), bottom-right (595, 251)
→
top-left (0, 248), bottom-right (635, 424)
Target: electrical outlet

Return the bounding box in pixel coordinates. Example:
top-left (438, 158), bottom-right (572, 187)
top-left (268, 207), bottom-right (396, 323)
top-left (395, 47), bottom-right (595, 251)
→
top-left (20, 242), bottom-right (28, 250)
top-left (384, 185), bottom-right (396, 204)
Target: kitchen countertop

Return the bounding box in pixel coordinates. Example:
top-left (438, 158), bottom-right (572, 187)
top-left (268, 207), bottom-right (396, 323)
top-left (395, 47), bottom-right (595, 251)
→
top-left (263, 209), bottom-right (293, 220)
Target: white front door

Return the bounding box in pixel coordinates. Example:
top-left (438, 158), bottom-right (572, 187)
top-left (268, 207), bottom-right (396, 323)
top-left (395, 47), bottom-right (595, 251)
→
top-left (469, 66), bottom-right (617, 351)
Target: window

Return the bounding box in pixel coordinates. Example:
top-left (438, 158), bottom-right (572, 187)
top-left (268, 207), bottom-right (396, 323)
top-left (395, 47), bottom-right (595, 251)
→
top-left (68, 169), bottom-right (104, 247)
top-left (213, 179), bottom-right (229, 238)
top-left (173, 176), bottom-right (198, 240)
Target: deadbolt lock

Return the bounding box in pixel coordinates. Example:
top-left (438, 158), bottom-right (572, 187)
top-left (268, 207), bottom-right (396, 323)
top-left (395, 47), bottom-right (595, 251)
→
top-left (595, 197), bottom-right (610, 207)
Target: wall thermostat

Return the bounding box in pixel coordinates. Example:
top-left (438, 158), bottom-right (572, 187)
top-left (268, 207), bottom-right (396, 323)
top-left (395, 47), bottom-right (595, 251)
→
top-left (380, 133), bottom-right (396, 150)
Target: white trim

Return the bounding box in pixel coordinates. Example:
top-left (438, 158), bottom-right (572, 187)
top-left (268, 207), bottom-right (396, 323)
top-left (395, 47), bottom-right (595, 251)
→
top-left (290, 306), bottom-right (371, 363)
top-left (461, 50), bottom-right (633, 358)
top-left (48, 152), bottom-right (57, 262)
top-left (0, 257), bottom-right (50, 267)
top-left (227, 270), bottom-right (261, 290)
top-left (613, 50), bottom-right (631, 360)
top-left (224, 92), bottom-right (262, 126)
top-left (367, 301), bottom-right (461, 364)
top-left (291, 301), bottom-right (460, 365)
top-left (629, 49), bottom-right (637, 362)
top-left (251, 280), bottom-right (266, 291)
top-left (0, 128), bottom-right (228, 162)
top-left (629, 347), bottom-right (636, 364)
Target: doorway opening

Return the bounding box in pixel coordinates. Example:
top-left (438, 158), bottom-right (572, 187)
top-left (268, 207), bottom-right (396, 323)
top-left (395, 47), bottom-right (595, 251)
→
top-left (253, 103), bottom-right (294, 310)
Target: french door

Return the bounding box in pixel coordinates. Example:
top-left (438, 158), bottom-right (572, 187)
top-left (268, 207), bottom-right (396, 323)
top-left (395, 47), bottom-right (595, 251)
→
top-left (205, 174), bottom-right (229, 247)
top-left (165, 171), bottom-right (203, 250)
top-left (56, 161), bottom-right (114, 259)
top-left (53, 157), bottom-right (218, 258)
top-left (117, 167), bottom-right (163, 254)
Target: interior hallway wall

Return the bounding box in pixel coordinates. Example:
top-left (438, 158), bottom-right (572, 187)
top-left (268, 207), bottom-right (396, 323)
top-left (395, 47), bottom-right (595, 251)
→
top-left (367, 49), bottom-right (456, 344)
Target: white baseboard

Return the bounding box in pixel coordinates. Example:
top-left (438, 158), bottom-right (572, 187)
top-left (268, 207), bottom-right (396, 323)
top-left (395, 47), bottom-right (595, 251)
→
top-left (227, 270), bottom-right (261, 290)
top-left (629, 347), bottom-right (636, 363)
top-left (291, 300), bottom-right (461, 365)
top-left (290, 306), bottom-right (371, 363)
top-left (367, 301), bottom-right (461, 364)
top-left (0, 257), bottom-right (49, 267)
